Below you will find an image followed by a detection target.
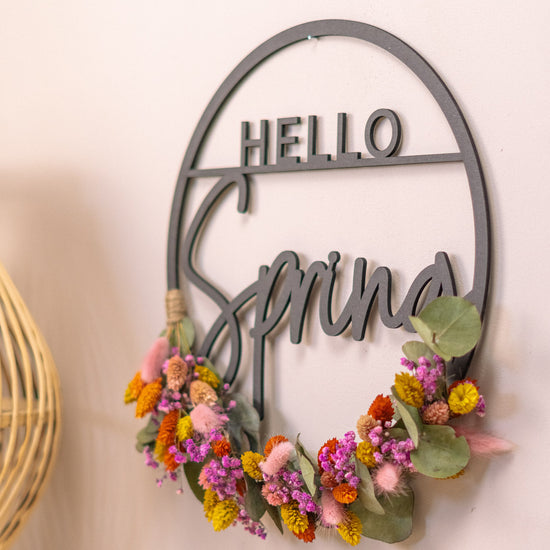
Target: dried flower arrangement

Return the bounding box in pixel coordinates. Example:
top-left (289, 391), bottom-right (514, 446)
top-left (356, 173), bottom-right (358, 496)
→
top-left (125, 295), bottom-right (510, 544)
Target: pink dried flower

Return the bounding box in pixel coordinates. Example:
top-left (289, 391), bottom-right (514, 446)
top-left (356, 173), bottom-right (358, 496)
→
top-left (422, 401), bottom-right (450, 425)
top-left (453, 426), bottom-right (514, 456)
top-left (320, 488), bottom-right (345, 527)
top-left (189, 404), bottom-right (227, 435)
top-left (261, 484), bottom-right (285, 506)
top-left (140, 337), bottom-right (170, 383)
top-left (373, 463), bottom-right (406, 495)
top-left (259, 441), bottom-right (294, 477)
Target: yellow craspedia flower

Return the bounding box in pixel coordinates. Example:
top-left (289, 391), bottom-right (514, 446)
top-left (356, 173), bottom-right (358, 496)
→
top-left (195, 365), bottom-right (220, 389)
top-left (395, 372), bottom-right (425, 408)
top-left (356, 440), bottom-right (379, 468)
top-left (125, 371), bottom-right (146, 404)
top-left (241, 451), bottom-right (264, 480)
top-left (176, 415), bottom-right (194, 442)
top-left (212, 499), bottom-right (240, 531)
top-left (204, 489), bottom-right (220, 521)
top-left (135, 378), bottom-right (162, 417)
top-left (448, 382), bottom-right (479, 415)
top-left (337, 511), bottom-right (362, 546)
top-left (281, 501), bottom-right (309, 534)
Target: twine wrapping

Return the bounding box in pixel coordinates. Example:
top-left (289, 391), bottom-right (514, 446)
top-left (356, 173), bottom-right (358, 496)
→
top-left (165, 289), bottom-right (186, 325)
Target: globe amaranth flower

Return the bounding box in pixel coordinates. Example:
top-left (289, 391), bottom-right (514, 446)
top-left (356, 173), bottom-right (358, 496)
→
top-left (394, 372), bottom-right (425, 408)
top-left (422, 400), bottom-right (450, 425)
top-left (448, 380), bottom-right (480, 415)
top-left (332, 483), bottom-right (358, 504)
top-left (337, 511), bottom-right (362, 546)
top-left (368, 394), bottom-right (395, 424)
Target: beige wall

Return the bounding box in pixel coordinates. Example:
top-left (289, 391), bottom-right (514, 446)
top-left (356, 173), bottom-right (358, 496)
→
top-left (1, 1), bottom-right (548, 548)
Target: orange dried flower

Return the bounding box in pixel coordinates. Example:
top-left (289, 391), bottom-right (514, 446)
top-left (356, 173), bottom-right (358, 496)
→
top-left (293, 518), bottom-right (316, 543)
top-left (135, 378), bottom-right (162, 418)
top-left (164, 449), bottom-right (179, 472)
top-left (156, 410), bottom-right (179, 446)
top-left (332, 483), bottom-right (358, 504)
top-left (318, 438), bottom-right (338, 471)
top-left (368, 394), bottom-right (395, 424)
top-left (264, 435), bottom-right (288, 458)
top-left (212, 439), bottom-right (231, 457)
top-left (125, 371), bottom-right (146, 404)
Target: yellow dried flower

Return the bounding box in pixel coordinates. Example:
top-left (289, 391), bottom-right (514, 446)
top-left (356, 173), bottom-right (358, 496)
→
top-left (356, 414), bottom-right (378, 441)
top-left (212, 499), bottom-right (239, 531)
top-left (125, 371), bottom-right (146, 404)
top-left (204, 489), bottom-right (220, 521)
top-left (189, 380), bottom-right (218, 406)
top-left (394, 372), bottom-right (425, 408)
top-left (154, 441), bottom-right (167, 463)
top-left (176, 415), bottom-right (194, 442)
top-left (167, 356), bottom-right (188, 391)
top-left (135, 378), bottom-right (163, 417)
top-left (241, 451), bottom-right (264, 480)
top-left (356, 440), bottom-right (379, 468)
top-left (195, 365), bottom-right (220, 389)
top-left (337, 511), bottom-right (362, 546)
top-left (448, 382), bottom-right (480, 415)
top-left (281, 501), bottom-right (309, 534)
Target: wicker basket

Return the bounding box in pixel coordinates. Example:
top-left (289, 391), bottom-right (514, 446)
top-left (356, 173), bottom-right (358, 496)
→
top-left (0, 263), bottom-right (61, 548)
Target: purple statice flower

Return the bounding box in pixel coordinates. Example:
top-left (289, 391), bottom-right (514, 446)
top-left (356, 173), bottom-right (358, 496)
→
top-left (202, 456), bottom-right (244, 500)
top-left (168, 445), bottom-right (187, 464)
top-left (378, 437), bottom-right (415, 469)
top-left (143, 446), bottom-right (159, 469)
top-left (319, 431), bottom-right (360, 488)
top-left (237, 508), bottom-right (267, 539)
top-left (400, 357), bottom-right (416, 371)
top-left (475, 394), bottom-right (486, 417)
top-left (411, 355), bottom-right (445, 402)
top-left (292, 489), bottom-right (319, 515)
top-left (185, 439), bottom-right (211, 463)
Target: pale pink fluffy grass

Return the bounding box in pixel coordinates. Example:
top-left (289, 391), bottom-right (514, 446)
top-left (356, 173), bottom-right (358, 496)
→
top-left (259, 441), bottom-right (294, 476)
top-left (373, 462), bottom-right (406, 495)
top-left (140, 337), bottom-right (170, 383)
top-left (320, 489), bottom-right (345, 526)
top-left (190, 404), bottom-right (226, 434)
top-left (454, 426), bottom-right (514, 456)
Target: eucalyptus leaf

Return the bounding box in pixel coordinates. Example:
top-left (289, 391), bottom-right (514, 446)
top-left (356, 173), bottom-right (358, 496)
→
top-left (135, 416), bottom-right (161, 452)
top-left (225, 392), bottom-right (260, 453)
top-left (412, 296), bottom-right (481, 359)
top-left (180, 317), bottom-right (195, 351)
top-left (266, 503), bottom-right (284, 535)
top-left (244, 472), bottom-right (266, 522)
top-left (411, 424), bottom-right (470, 478)
top-left (355, 459), bottom-right (384, 515)
top-left (360, 490), bottom-right (414, 543)
top-left (297, 449), bottom-right (317, 496)
top-left (295, 434), bottom-right (318, 472)
top-left (402, 341), bottom-right (434, 364)
top-left (391, 387), bottom-right (422, 447)
top-left (184, 460), bottom-right (206, 503)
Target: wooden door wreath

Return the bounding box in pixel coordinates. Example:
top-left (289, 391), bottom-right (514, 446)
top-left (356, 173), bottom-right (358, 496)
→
top-left (125, 20), bottom-right (511, 544)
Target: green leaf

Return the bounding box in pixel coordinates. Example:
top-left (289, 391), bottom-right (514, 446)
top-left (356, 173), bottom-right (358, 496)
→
top-left (244, 472), bottom-right (266, 522)
top-left (295, 434), bottom-right (318, 472)
top-left (184, 460), bottom-right (206, 503)
top-left (266, 503), bottom-right (284, 535)
top-left (411, 424), bottom-right (470, 478)
top-left (412, 296), bottom-right (481, 359)
top-left (360, 490), bottom-right (414, 543)
top-left (402, 341), bottom-right (434, 364)
top-left (180, 317), bottom-right (195, 352)
top-left (391, 387), bottom-right (422, 447)
top-left (224, 392), bottom-right (260, 453)
top-left (135, 416), bottom-right (161, 452)
top-left (355, 459), bottom-right (384, 515)
top-left (296, 449), bottom-right (317, 496)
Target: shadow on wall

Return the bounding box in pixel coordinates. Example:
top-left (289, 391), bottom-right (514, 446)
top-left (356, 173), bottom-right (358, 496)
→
top-left (0, 171), bottom-right (142, 548)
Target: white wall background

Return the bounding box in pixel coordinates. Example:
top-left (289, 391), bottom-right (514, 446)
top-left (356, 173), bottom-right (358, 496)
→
top-left (1, 1), bottom-right (549, 549)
